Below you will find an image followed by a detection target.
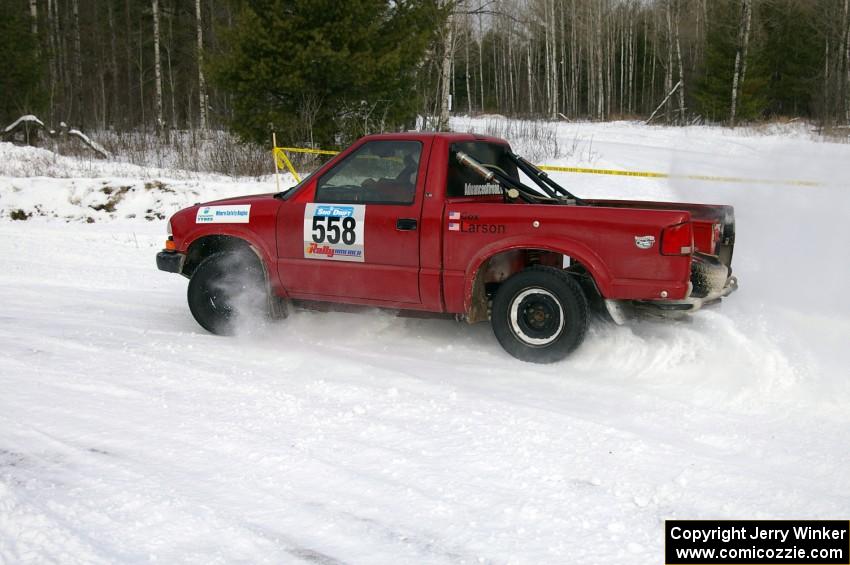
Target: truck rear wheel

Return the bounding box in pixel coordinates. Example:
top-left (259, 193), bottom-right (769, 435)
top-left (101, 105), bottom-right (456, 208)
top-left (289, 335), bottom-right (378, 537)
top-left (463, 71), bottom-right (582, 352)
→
top-left (187, 251), bottom-right (268, 335)
top-left (491, 266), bottom-right (589, 363)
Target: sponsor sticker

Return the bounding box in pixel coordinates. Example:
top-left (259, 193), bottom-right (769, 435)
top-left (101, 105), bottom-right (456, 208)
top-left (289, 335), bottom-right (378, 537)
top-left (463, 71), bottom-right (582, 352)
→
top-left (447, 211), bottom-right (506, 234)
top-left (303, 203), bottom-right (365, 262)
top-left (463, 183), bottom-right (502, 196)
top-left (196, 205), bottom-right (251, 224)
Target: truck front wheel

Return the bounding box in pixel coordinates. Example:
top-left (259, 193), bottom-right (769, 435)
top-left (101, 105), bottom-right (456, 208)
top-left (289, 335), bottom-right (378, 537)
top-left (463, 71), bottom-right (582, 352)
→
top-left (491, 266), bottom-right (589, 363)
top-left (187, 251), bottom-right (269, 335)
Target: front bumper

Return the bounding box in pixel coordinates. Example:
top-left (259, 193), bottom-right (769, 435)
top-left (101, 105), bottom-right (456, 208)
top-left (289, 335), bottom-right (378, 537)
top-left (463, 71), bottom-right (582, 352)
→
top-left (156, 251), bottom-right (185, 274)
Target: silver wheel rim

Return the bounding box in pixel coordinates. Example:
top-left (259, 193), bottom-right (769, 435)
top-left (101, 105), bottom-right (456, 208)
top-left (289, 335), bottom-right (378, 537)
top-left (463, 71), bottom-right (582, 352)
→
top-left (508, 287), bottom-right (565, 346)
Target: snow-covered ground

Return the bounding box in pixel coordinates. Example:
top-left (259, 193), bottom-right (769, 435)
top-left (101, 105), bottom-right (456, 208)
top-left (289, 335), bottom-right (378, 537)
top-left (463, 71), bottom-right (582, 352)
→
top-left (1, 120), bottom-right (849, 564)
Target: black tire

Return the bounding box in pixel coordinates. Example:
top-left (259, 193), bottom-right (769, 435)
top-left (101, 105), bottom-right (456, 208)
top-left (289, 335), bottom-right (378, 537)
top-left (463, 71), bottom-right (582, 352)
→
top-left (491, 266), bottom-right (589, 363)
top-left (187, 251), bottom-right (269, 335)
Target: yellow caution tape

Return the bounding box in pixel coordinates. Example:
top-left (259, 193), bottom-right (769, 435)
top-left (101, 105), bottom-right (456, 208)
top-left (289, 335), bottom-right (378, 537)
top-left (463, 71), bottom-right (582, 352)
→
top-left (537, 164), bottom-right (667, 179)
top-left (277, 146), bottom-right (340, 156)
top-left (272, 145), bottom-right (825, 188)
top-left (537, 164), bottom-right (824, 187)
top-left (273, 147), bottom-right (301, 182)
top-left (671, 173), bottom-right (822, 187)
top-left (273, 146), bottom-right (339, 183)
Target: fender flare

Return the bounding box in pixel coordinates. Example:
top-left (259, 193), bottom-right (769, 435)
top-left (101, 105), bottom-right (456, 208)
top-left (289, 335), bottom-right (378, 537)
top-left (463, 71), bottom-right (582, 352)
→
top-left (462, 235), bottom-right (614, 313)
top-left (182, 229), bottom-right (280, 287)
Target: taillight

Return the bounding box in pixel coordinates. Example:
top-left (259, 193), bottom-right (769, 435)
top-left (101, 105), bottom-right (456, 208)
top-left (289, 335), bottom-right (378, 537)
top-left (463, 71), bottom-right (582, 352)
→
top-left (661, 222), bottom-right (694, 255)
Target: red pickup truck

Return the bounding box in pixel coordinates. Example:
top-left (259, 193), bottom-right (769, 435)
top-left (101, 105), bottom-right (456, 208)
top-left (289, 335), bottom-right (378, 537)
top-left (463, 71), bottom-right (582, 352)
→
top-left (157, 132), bottom-right (737, 363)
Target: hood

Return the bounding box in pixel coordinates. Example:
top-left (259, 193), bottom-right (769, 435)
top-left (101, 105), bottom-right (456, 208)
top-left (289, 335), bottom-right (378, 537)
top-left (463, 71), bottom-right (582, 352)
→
top-left (199, 193), bottom-right (277, 206)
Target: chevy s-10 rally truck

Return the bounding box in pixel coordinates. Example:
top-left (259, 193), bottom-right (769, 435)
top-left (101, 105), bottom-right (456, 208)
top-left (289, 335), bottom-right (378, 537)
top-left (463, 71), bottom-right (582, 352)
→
top-left (156, 132), bottom-right (738, 363)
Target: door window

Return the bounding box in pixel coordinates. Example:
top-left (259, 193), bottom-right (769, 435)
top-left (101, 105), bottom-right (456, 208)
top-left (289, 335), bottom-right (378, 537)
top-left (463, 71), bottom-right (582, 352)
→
top-left (316, 140), bottom-right (421, 205)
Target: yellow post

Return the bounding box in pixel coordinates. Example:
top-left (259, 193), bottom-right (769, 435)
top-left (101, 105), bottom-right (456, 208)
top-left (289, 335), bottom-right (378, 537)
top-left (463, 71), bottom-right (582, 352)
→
top-left (272, 132), bottom-right (280, 192)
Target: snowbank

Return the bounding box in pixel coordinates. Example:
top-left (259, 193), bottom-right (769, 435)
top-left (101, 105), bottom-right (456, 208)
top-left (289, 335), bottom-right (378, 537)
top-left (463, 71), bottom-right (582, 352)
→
top-left (0, 141), bottom-right (294, 222)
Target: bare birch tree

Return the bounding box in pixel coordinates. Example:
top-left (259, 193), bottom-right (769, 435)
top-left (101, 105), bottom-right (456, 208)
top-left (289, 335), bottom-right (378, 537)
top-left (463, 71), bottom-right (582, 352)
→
top-left (196, 0), bottom-right (208, 131)
top-left (465, 8), bottom-right (473, 114)
top-left (730, 0), bottom-right (752, 126)
top-left (664, 0), bottom-right (673, 122)
top-left (71, 0), bottom-right (84, 125)
top-left (549, 0), bottom-right (559, 118)
top-left (438, 4), bottom-right (455, 130)
top-left (29, 0), bottom-right (38, 38)
top-left (843, 0), bottom-right (850, 125)
top-left (673, 0), bottom-right (686, 123)
top-left (152, 0), bottom-right (164, 134)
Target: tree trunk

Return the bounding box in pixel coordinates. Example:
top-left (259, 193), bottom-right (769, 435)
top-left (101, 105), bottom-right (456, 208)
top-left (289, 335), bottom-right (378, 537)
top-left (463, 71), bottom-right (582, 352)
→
top-left (47, 0), bottom-right (58, 124)
top-left (620, 13), bottom-right (625, 116)
top-left (843, 0), bottom-right (850, 123)
top-left (602, 8), bottom-right (615, 120)
top-left (507, 24), bottom-right (515, 114)
top-left (492, 30), bottom-right (499, 110)
top-left (106, 1), bottom-right (119, 129)
top-left (665, 0), bottom-right (673, 123)
top-left (824, 38), bottom-right (830, 122)
top-left (167, 3), bottom-right (177, 129)
top-left (478, 3), bottom-right (484, 111)
top-left (627, 9), bottom-right (635, 115)
top-left (152, 0), bottom-right (164, 134)
top-left (587, 3), bottom-right (595, 118)
top-left (731, 0), bottom-right (752, 127)
top-left (465, 11), bottom-right (472, 114)
top-left (29, 0), bottom-right (38, 37)
top-left (550, 0), bottom-right (558, 118)
top-left (438, 6), bottom-right (454, 131)
top-left (525, 39), bottom-right (534, 116)
top-left (840, 0), bottom-right (848, 119)
top-left (138, 13), bottom-right (145, 129)
top-left (641, 13), bottom-right (648, 114)
top-left (673, 0), bottom-right (686, 123)
top-left (597, 10), bottom-right (604, 120)
top-left (125, 0), bottom-right (134, 128)
top-left (196, 0), bottom-right (208, 131)
top-left (450, 43), bottom-right (457, 118)
top-left (570, 0), bottom-right (578, 116)
top-left (72, 0), bottom-right (84, 126)
top-left (560, 0), bottom-right (567, 113)
top-left (646, 79), bottom-right (682, 124)
top-left (739, 0), bottom-right (752, 96)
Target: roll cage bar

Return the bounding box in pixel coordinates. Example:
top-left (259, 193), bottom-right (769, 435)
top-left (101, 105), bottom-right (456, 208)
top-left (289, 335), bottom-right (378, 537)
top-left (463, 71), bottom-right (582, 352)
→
top-left (454, 150), bottom-right (584, 205)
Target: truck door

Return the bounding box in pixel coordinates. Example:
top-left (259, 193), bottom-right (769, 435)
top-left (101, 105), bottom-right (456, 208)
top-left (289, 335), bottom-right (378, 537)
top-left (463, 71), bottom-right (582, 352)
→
top-left (279, 139), bottom-right (429, 305)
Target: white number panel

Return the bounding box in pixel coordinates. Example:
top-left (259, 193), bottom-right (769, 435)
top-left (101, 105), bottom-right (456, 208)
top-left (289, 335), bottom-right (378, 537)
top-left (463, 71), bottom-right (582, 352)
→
top-left (303, 204), bottom-right (366, 262)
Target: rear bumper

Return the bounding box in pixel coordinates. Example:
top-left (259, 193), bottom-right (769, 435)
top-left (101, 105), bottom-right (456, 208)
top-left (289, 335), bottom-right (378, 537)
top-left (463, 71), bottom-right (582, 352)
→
top-left (156, 251), bottom-right (185, 274)
top-left (605, 254), bottom-right (738, 323)
top-left (633, 275), bottom-right (738, 314)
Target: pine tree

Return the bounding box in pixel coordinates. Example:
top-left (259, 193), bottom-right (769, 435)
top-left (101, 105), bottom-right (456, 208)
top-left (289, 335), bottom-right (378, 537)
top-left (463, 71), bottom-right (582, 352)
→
top-left (210, 0), bottom-right (445, 146)
top-left (693, 0), bottom-right (767, 123)
top-left (760, 0), bottom-right (821, 118)
top-left (0, 2), bottom-right (46, 125)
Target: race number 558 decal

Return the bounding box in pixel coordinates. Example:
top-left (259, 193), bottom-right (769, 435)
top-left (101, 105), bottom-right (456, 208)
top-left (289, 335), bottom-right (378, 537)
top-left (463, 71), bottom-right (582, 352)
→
top-left (303, 204), bottom-right (366, 262)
